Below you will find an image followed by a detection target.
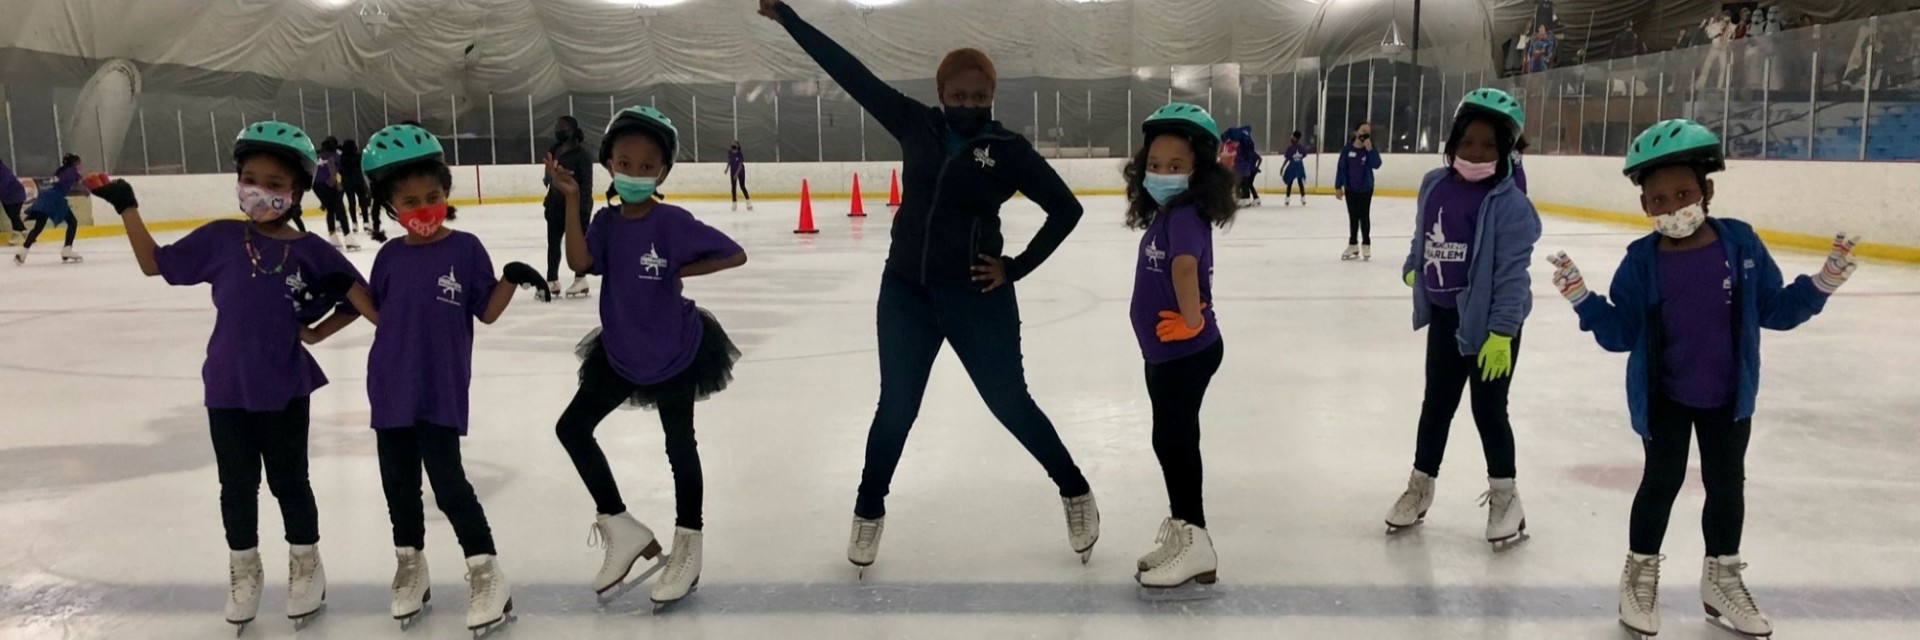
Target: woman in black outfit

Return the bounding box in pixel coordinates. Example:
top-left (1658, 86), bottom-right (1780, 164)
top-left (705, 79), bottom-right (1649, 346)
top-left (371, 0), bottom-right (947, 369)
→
top-left (545, 116), bottom-right (594, 298)
top-left (761, 0), bottom-right (1099, 570)
top-left (338, 139), bottom-right (382, 242)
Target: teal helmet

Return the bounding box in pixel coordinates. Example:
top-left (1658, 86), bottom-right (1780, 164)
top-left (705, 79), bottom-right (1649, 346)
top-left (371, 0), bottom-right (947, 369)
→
top-left (233, 121), bottom-right (318, 188)
top-left (362, 124), bottom-right (445, 182)
top-left (1456, 88), bottom-right (1525, 138)
top-left (1623, 119), bottom-right (1724, 185)
top-left (1142, 102), bottom-right (1222, 156)
top-left (601, 105), bottom-right (679, 166)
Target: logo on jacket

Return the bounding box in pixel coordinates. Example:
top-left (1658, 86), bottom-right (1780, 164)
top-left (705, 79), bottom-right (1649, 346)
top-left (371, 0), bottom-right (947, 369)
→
top-left (437, 267), bottom-right (463, 306)
top-left (974, 145), bottom-right (996, 169)
top-left (1423, 216), bottom-right (1468, 286)
top-left (1144, 239), bottom-right (1166, 272)
top-left (639, 243), bottom-right (668, 280)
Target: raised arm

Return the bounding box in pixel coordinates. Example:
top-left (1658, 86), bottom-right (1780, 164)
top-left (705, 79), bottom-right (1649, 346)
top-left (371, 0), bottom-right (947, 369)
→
top-left (86, 178), bottom-right (158, 276)
top-left (762, 1), bottom-right (924, 137)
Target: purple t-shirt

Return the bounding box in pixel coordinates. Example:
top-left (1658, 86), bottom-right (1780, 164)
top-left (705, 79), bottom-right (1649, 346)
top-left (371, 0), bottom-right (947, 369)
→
top-left (314, 150), bottom-right (338, 187)
top-left (1658, 241), bottom-right (1737, 409)
top-left (1130, 204), bottom-right (1220, 364)
top-left (726, 148), bottom-right (745, 175)
top-left (0, 160), bottom-right (25, 204)
top-left (587, 203), bottom-right (743, 385)
top-left (156, 220), bottom-right (364, 412)
top-left (1421, 175), bottom-right (1494, 309)
top-left (366, 231), bottom-right (496, 433)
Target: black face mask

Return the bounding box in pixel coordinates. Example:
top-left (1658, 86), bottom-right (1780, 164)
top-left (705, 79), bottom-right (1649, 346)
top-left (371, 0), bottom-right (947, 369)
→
top-left (944, 106), bottom-right (992, 138)
top-left (554, 130), bottom-right (573, 144)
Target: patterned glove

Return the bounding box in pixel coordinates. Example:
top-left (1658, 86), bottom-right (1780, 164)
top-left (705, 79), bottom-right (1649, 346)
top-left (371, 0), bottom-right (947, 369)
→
top-left (1812, 233), bottom-right (1859, 295)
top-left (86, 176), bottom-right (139, 214)
top-left (1545, 251), bottom-right (1592, 305)
top-left (502, 261), bottom-right (550, 302)
top-left (1478, 333), bottom-right (1514, 381)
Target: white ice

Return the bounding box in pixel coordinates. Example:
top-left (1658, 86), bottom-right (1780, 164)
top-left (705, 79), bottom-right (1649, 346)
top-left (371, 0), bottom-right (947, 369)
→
top-left (2, 194), bottom-right (1917, 639)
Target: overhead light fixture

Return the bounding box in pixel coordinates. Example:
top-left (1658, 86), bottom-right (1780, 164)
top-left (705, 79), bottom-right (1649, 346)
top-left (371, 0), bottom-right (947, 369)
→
top-left (849, 0), bottom-right (907, 7)
top-left (313, 0), bottom-right (356, 8)
top-left (626, 0), bottom-right (687, 6)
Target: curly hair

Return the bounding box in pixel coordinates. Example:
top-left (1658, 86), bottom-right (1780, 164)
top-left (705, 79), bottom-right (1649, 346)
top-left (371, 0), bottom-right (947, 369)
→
top-left (1121, 132), bottom-right (1239, 231)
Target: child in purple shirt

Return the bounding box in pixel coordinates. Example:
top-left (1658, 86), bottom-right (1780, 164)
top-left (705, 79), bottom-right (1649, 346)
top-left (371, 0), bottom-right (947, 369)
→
top-left (546, 105), bottom-right (746, 608)
top-left (1280, 132), bottom-right (1310, 206)
top-left (724, 140), bottom-right (752, 211)
top-left (1546, 119), bottom-right (1856, 638)
top-left (91, 121), bottom-right (367, 629)
top-left (1124, 103), bottom-right (1237, 600)
top-left (1389, 89), bottom-right (1540, 549)
top-left (345, 123), bottom-right (546, 631)
top-left (14, 154), bottom-right (84, 264)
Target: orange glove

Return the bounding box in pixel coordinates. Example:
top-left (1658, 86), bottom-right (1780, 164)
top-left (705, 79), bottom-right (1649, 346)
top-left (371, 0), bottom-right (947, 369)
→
top-left (81, 172), bottom-right (113, 191)
top-left (1154, 309), bottom-right (1207, 343)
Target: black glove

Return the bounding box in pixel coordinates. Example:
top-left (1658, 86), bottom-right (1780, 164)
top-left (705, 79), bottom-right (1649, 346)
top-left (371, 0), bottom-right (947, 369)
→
top-left (300, 272), bottom-right (357, 305)
top-left (502, 261), bottom-right (549, 302)
top-left (88, 179), bottom-right (139, 215)
top-left (292, 272), bottom-right (358, 323)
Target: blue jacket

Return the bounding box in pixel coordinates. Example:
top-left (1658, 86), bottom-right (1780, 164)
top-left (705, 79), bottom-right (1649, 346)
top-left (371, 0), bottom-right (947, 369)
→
top-left (1403, 168), bottom-right (1541, 355)
top-left (1571, 218), bottom-right (1829, 437)
top-left (1333, 143), bottom-right (1381, 193)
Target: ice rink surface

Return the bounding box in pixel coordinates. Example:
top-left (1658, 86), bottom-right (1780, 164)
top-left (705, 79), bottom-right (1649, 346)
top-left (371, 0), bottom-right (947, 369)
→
top-left (3, 194), bottom-right (1917, 639)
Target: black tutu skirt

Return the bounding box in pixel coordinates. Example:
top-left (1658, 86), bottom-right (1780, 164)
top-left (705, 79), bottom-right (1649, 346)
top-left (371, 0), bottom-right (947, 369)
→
top-left (574, 308), bottom-right (741, 410)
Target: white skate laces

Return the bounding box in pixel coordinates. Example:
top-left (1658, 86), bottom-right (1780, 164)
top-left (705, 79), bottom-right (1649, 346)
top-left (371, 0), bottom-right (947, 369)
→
top-left (394, 550), bottom-right (424, 593)
top-left (853, 519), bottom-right (882, 549)
top-left (466, 559), bottom-right (497, 612)
top-left (1063, 493), bottom-right (1100, 559)
top-left (1708, 558), bottom-right (1761, 617)
top-left (1139, 518), bottom-right (1183, 571)
top-left (1625, 554), bottom-right (1662, 614)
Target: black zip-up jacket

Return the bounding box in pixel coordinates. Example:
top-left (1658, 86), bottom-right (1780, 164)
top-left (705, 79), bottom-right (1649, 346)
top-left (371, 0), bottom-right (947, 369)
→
top-left (545, 143), bottom-right (594, 216)
top-left (778, 3), bottom-right (1083, 285)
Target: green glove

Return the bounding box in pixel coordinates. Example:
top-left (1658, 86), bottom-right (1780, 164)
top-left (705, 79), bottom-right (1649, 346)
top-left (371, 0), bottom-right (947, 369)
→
top-left (1404, 270), bottom-right (1416, 288)
top-left (1477, 333), bottom-right (1514, 381)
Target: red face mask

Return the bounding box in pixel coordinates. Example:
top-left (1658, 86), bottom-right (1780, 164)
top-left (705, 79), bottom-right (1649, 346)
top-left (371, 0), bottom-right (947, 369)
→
top-left (399, 202), bottom-right (448, 237)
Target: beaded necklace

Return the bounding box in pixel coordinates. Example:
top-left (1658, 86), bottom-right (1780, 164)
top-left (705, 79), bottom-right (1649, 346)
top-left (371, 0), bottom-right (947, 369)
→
top-left (244, 223), bottom-right (292, 277)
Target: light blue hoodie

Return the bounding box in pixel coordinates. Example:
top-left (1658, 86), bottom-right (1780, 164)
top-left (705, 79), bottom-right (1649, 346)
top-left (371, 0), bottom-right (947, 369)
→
top-left (1402, 167), bottom-right (1541, 354)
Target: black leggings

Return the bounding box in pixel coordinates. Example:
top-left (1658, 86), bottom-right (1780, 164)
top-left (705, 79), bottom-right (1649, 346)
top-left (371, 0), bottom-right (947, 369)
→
top-left (1284, 173), bottom-right (1306, 197)
top-left (313, 183), bottom-right (349, 234)
top-left (555, 351), bottom-right (704, 530)
top-left (1630, 394), bottom-right (1751, 556)
top-left (378, 424), bottom-right (496, 557)
top-left (209, 397), bottom-right (319, 550)
top-left (855, 272), bottom-right (1090, 519)
top-left (1146, 340), bottom-right (1225, 529)
top-left (730, 172), bottom-right (751, 202)
top-left (343, 181), bottom-right (368, 226)
top-left (1345, 190), bottom-right (1374, 245)
top-left (1234, 177), bottom-right (1258, 201)
top-left (23, 209), bottom-right (77, 248)
top-left (1412, 307), bottom-right (1520, 480)
top-left (544, 201), bottom-right (586, 282)
top-left (4, 201), bottom-right (22, 232)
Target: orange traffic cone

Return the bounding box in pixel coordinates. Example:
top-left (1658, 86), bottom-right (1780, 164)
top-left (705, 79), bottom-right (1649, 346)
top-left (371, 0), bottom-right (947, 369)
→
top-left (886, 169), bottom-right (901, 208)
top-left (848, 174), bottom-right (868, 217)
top-left (794, 179), bottom-right (820, 234)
